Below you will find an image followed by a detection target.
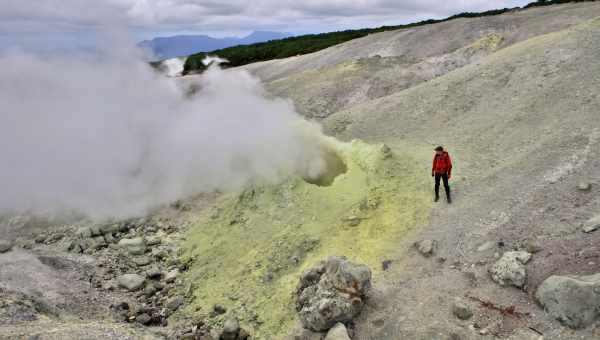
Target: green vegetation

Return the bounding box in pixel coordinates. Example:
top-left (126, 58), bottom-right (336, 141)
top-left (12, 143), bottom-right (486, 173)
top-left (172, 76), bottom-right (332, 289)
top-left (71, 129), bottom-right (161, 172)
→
top-left (182, 0), bottom-right (597, 74)
top-left (177, 139), bottom-right (431, 338)
top-left (525, 0), bottom-right (596, 8)
top-left (182, 8), bottom-right (513, 74)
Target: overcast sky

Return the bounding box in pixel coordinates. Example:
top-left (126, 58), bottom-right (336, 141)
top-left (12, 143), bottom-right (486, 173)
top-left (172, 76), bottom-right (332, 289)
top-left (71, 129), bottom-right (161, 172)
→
top-left (1, 0), bottom-right (531, 54)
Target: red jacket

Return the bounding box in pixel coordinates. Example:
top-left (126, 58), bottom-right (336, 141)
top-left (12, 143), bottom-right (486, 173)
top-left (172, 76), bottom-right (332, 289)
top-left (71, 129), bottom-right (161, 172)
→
top-left (432, 152), bottom-right (452, 177)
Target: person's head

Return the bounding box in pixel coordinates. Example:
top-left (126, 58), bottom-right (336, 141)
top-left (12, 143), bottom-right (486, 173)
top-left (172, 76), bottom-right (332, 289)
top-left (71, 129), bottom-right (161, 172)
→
top-left (435, 146), bottom-right (444, 155)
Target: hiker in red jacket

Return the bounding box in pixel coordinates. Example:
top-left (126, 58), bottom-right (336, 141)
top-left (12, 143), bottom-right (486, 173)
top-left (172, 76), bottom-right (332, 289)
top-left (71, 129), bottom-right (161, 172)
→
top-left (432, 146), bottom-right (452, 203)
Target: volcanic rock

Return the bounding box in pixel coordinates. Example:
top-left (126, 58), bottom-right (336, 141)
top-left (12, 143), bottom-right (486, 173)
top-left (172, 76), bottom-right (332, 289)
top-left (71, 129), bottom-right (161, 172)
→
top-left (77, 227), bottom-right (92, 238)
top-left (117, 274), bottom-right (146, 291)
top-left (165, 269), bottom-right (179, 283)
top-left (296, 256), bottom-right (371, 331)
top-left (536, 273), bottom-right (600, 329)
top-left (166, 296), bottom-right (185, 312)
top-left (118, 237), bottom-right (147, 255)
top-left (0, 239), bottom-right (14, 253)
top-left (221, 318), bottom-right (240, 340)
top-left (489, 251), bottom-right (531, 288)
top-left (414, 239), bottom-right (436, 257)
top-left (133, 256), bottom-right (152, 267)
top-left (577, 182), bottom-right (592, 191)
top-left (452, 298), bottom-right (473, 320)
top-left (582, 215), bottom-right (600, 233)
top-left (324, 323), bottom-right (351, 340)
top-left (136, 313), bottom-right (152, 325)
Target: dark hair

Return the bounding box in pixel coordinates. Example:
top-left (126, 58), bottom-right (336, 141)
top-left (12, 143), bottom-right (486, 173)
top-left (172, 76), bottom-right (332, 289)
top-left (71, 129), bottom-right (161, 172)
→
top-left (435, 146), bottom-right (444, 152)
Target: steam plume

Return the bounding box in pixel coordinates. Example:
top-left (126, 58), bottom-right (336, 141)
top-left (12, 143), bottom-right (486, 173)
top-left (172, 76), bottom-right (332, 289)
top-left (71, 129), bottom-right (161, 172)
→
top-left (0, 52), bottom-right (327, 220)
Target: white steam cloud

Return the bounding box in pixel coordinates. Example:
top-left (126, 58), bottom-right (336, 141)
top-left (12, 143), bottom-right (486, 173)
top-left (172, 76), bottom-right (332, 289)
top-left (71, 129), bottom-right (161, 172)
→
top-left (202, 55), bottom-right (228, 66)
top-left (162, 57), bottom-right (185, 77)
top-left (0, 52), bottom-right (328, 220)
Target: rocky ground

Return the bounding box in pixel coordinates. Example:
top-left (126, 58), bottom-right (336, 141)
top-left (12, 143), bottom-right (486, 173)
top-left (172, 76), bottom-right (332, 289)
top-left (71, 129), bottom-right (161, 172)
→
top-left (0, 195), bottom-right (219, 339)
top-left (241, 2), bottom-right (600, 340)
top-left (3, 2), bottom-right (600, 340)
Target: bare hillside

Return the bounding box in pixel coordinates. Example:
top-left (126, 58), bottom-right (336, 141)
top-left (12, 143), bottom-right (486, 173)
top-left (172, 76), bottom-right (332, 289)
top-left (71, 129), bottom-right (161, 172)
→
top-left (242, 2), bottom-right (600, 119)
top-left (238, 3), bottom-right (600, 339)
top-left (322, 16), bottom-right (600, 340)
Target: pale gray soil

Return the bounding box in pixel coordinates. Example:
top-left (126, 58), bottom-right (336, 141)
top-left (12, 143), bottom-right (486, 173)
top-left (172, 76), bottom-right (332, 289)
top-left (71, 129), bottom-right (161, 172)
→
top-left (241, 2), bottom-right (600, 121)
top-left (238, 3), bottom-right (600, 340)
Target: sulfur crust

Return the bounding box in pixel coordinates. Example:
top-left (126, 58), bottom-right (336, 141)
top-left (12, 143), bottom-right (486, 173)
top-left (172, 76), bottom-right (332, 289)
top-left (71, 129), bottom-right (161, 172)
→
top-left (177, 138), bottom-right (431, 338)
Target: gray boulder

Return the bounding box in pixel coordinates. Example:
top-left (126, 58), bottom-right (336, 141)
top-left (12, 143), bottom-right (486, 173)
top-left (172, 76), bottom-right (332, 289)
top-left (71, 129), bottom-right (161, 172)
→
top-left (136, 313), bottom-right (152, 325)
top-left (118, 237), bottom-right (146, 255)
top-left (146, 236), bottom-right (162, 246)
top-left (117, 274), bottom-right (146, 291)
top-left (166, 296), bottom-right (184, 312)
top-left (489, 251), bottom-right (531, 288)
top-left (76, 227), bottom-right (92, 238)
top-left (165, 269), bottom-right (179, 283)
top-left (296, 256), bottom-right (371, 332)
top-left (324, 323), bottom-right (351, 340)
top-left (287, 327), bottom-right (324, 340)
top-left (577, 182), bottom-right (592, 191)
top-left (452, 298), bottom-right (473, 320)
top-left (536, 273), bottom-right (600, 329)
top-left (0, 239), bottom-right (13, 253)
top-left (477, 241), bottom-right (495, 252)
top-left (89, 225), bottom-right (102, 236)
top-left (221, 318), bottom-right (240, 340)
top-left (133, 256), bottom-right (152, 267)
top-left (90, 236), bottom-right (107, 250)
top-left (103, 233), bottom-right (116, 244)
top-left (100, 223), bottom-right (119, 235)
top-left (414, 239), bottom-right (436, 257)
top-left (582, 215), bottom-right (600, 233)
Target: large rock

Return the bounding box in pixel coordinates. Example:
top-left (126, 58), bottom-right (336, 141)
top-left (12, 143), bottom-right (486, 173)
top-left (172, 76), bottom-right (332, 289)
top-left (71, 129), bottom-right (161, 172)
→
top-left (324, 323), bottom-right (351, 340)
top-left (296, 256), bottom-right (371, 332)
top-left (414, 239), bottom-right (436, 257)
top-left (132, 256), bottom-right (152, 267)
top-left (0, 239), bottom-right (13, 253)
top-left (452, 298), bottom-right (473, 320)
top-left (76, 227), bottom-right (92, 238)
top-left (118, 237), bottom-right (147, 255)
top-left (288, 327), bottom-right (325, 340)
top-left (220, 318), bottom-right (240, 340)
top-left (535, 273), bottom-right (600, 329)
top-left (117, 274), bottom-right (146, 291)
top-left (488, 251), bottom-right (531, 288)
top-left (166, 296), bottom-right (184, 312)
top-left (165, 269), bottom-right (179, 283)
top-left (100, 223), bottom-right (120, 235)
top-left (582, 215), bottom-right (600, 233)
top-left (477, 241), bottom-right (495, 252)
top-left (577, 182), bottom-right (592, 191)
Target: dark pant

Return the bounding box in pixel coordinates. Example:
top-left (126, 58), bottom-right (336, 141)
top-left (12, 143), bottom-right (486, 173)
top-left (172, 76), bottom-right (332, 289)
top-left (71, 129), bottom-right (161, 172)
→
top-left (435, 173), bottom-right (451, 200)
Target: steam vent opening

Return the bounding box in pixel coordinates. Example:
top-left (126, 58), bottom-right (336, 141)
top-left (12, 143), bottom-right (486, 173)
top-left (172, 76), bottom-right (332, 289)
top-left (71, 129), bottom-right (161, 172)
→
top-left (304, 148), bottom-right (348, 187)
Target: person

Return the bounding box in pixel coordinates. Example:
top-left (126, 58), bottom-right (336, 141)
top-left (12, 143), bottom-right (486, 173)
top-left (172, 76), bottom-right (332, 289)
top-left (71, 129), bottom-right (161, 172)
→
top-left (432, 146), bottom-right (452, 203)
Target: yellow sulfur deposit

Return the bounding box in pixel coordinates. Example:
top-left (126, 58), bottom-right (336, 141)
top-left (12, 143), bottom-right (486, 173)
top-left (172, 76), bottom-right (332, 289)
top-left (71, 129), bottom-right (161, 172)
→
top-left (178, 138), bottom-right (431, 338)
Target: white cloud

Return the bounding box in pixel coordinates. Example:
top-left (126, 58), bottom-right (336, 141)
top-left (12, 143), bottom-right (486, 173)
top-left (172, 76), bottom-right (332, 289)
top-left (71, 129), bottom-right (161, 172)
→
top-left (0, 0), bottom-right (531, 53)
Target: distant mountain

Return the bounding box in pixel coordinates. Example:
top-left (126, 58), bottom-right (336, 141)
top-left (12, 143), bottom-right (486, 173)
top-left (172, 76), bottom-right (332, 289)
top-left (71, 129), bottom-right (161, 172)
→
top-left (138, 31), bottom-right (293, 60)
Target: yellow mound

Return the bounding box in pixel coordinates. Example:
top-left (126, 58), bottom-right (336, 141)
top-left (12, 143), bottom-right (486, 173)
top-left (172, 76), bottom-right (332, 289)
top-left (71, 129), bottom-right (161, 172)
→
top-left (178, 139), bottom-right (431, 338)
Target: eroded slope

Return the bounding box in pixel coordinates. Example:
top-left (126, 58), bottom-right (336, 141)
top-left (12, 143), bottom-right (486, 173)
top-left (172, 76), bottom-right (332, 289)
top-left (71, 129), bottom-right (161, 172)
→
top-left (242, 2), bottom-right (600, 119)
